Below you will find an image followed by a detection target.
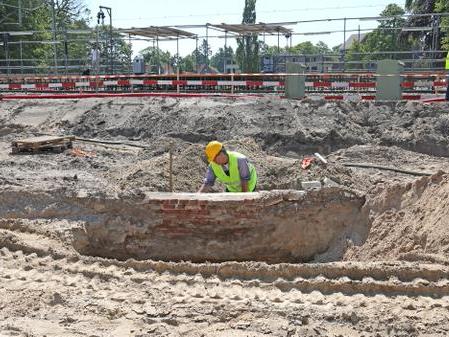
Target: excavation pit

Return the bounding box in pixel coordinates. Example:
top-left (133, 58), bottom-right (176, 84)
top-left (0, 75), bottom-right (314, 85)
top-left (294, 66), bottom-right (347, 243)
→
top-left (0, 188), bottom-right (367, 263)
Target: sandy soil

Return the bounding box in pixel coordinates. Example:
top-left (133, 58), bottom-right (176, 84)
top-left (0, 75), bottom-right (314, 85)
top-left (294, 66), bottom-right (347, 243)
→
top-left (1, 96), bottom-right (449, 336)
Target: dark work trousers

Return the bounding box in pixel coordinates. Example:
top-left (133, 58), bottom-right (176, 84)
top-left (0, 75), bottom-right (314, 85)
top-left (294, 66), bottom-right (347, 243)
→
top-left (446, 77), bottom-right (449, 101)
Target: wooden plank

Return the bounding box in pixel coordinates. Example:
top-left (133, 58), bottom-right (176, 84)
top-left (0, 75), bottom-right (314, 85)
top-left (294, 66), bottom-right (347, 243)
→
top-left (13, 135), bottom-right (75, 146)
top-left (11, 135), bottom-right (74, 154)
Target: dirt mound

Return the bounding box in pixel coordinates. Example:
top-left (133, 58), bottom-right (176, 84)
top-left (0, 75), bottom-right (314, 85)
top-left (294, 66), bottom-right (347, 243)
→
top-left (107, 137), bottom-right (356, 192)
top-left (2, 230), bottom-right (449, 337)
top-left (345, 172), bottom-right (449, 263)
top-left (2, 97), bottom-right (449, 157)
top-left (3, 97), bottom-right (449, 336)
top-left (328, 144), bottom-right (449, 192)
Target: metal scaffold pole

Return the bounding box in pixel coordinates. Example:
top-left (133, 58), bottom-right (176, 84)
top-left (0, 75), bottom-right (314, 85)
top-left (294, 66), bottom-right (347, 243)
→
top-left (224, 31), bottom-right (227, 73)
top-left (343, 17), bottom-right (347, 72)
top-left (51, 0), bottom-right (58, 74)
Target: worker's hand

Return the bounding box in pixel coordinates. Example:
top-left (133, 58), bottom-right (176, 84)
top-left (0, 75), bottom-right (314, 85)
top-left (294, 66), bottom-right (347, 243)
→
top-left (198, 184), bottom-right (208, 193)
top-left (241, 181), bottom-right (249, 192)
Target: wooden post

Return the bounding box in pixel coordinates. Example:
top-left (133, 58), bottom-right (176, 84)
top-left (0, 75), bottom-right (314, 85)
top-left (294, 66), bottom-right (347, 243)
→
top-left (169, 142), bottom-right (174, 192)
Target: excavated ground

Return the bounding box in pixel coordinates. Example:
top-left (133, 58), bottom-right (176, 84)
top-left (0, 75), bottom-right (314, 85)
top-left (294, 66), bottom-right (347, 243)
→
top-left (1, 96), bottom-right (449, 336)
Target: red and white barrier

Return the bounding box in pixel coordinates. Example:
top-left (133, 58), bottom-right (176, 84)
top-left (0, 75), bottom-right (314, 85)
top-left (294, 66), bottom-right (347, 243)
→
top-left (0, 79), bottom-right (285, 91)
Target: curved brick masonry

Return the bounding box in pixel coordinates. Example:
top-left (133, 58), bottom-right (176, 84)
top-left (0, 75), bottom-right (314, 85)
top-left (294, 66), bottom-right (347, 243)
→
top-left (0, 188), bottom-right (367, 263)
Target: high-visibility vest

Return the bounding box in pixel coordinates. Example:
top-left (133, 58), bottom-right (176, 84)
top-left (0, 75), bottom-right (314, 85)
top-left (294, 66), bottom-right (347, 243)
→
top-left (446, 52), bottom-right (449, 70)
top-left (210, 151), bottom-right (257, 192)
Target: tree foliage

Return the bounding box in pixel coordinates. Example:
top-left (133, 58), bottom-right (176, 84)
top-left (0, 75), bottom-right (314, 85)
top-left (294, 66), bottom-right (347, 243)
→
top-left (287, 41), bottom-right (330, 55)
top-left (140, 46), bottom-right (171, 73)
top-left (195, 39), bottom-right (212, 66)
top-left (236, 0), bottom-right (259, 72)
top-left (435, 0), bottom-right (449, 50)
top-left (345, 4), bottom-right (414, 65)
top-left (210, 46), bottom-right (235, 72)
top-left (402, 0), bottom-right (444, 50)
top-left (260, 41), bottom-right (330, 56)
top-left (0, 0), bottom-right (131, 74)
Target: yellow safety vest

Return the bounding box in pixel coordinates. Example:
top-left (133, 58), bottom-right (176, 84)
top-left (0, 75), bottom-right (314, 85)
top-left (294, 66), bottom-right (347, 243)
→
top-left (210, 151), bottom-right (257, 192)
top-left (446, 52), bottom-right (449, 70)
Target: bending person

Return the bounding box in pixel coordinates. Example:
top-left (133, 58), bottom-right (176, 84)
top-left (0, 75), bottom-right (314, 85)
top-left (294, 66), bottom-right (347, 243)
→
top-left (446, 50), bottom-right (449, 101)
top-left (198, 141), bottom-right (257, 193)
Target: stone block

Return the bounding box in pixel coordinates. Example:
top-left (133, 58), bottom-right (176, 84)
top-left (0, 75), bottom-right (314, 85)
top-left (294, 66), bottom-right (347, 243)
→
top-left (301, 181), bottom-right (322, 191)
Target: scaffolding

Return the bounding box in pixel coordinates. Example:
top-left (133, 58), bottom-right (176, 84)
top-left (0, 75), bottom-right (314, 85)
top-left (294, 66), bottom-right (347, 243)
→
top-left (1, 11), bottom-right (449, 77)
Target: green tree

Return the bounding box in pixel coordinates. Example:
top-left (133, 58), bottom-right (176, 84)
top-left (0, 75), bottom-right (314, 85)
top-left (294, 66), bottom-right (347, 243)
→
top-left (260, 41), bottom-right (330, 56)
top-left (210, 46), bottom-right (235, 72)
top-left (236, 0), bottom-right (259, 72)
top-left (436, 0), bottom-right (449, 50)
top-left (315, 41), bottom-right (331, 54)
top-left (287, 41), bottom-right (330, 54)
top-left (52, 0), bottom-right (91, 68)
top-left (178, 53), bottom-right (196, 72)
top-left (194, 39), bottom-right (212, 66)
top-left (0, 0), bottom-right (133, 74)
top-left (402, 0), bottom-right (440, 50)
top-left (346, 3), bottom-right (411, 63)
top-left (140, 46), bottom-right (171, 74)
top-left (364, 4), bottom-right (409, 57)
top-left (259, 41), bottom-right (284, 56)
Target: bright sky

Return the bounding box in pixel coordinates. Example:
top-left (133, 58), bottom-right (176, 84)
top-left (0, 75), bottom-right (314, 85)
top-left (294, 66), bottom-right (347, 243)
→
top-left (85, 0), bottom-right (406, 56)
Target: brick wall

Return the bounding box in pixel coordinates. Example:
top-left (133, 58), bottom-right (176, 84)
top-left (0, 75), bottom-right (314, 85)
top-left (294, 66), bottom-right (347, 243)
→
top-left (80, 190), bottom-right (366, 263)
top-left (0, 188), bottom-right (366, 263)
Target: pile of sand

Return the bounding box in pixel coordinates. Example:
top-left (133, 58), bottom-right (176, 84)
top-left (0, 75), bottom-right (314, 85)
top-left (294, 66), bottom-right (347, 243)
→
top-left (345, 172), bottom-right (449, 263)
top-left (3, 97), bottom-right (449, 158)
top-left (107, 137), bottom-right (356, 192)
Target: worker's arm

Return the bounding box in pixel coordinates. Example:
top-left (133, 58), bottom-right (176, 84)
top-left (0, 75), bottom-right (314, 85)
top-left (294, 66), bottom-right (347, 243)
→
top-left (238, 158), bottom-right (251, 192)
top-left (198, 183), bottom-right (211, 193)
top-left (198, 167), bottom-right (215, 193)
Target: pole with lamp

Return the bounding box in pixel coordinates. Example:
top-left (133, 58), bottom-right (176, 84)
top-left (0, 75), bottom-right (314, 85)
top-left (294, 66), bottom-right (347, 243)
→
top-left (97, 6), bottom-right (113, 74)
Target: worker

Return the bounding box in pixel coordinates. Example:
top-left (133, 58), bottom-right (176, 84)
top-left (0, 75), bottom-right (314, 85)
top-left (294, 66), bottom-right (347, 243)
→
top-left (446, 51), bottom-right (449, 101)
top-left (198, 141), bottom-right (257, 193)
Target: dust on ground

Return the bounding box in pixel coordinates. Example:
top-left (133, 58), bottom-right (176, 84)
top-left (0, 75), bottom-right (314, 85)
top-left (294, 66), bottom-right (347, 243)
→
top-left (1, 96), bottom-right (449, 336)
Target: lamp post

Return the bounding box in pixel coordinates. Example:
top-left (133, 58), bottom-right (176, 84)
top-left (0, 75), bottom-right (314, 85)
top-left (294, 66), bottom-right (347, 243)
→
top-left (97, 6), bottom-right (113, 74)
top-left (3, 33), bottom-right (10, 76)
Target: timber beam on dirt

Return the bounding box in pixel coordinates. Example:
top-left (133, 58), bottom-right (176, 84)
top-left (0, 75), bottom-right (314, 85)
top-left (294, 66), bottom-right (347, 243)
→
top-left (11, 135), bottom-right (75, 154)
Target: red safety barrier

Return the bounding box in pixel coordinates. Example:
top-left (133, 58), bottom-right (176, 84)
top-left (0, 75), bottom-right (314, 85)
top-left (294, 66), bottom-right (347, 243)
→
top-left (143, 79), bottom-right (158, 85)
top-left (422, 97), bottom-right (447, 103)
top-left (402, 94), bottom-right (421, 100)
top-left (433, 81), bottom-right (446, 86)
top-left (0, 92), bottom-right (268, 100)
top-left (246, 81), bottom-right (264, 86)
top-left (313, 82), bottom-right (332, 88)
top-left (324, 95), bottom-right (344, 100)
top-left (361, 95), bottom-right (376, 100)
top-left (117, 80), bottom-right (130, 86)
top-left (349, 82), bottom-right (376, 88)
top-left (173, 80), bottom-right (188, 86)
top-left (202, 80), bottom-right (218, 86)
top-left (62, 82), bottom-right (76, 89)
top-left (401, 81), bottom-right (415, 88)
top-left (0, 72), bottom-right (446, 99)
top-left (0, 92), bottom-right (439, 102)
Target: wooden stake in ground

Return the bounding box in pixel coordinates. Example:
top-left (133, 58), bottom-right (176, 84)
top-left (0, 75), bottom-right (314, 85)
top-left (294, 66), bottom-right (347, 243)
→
top-left (169, 142), bottom-right (174, 192)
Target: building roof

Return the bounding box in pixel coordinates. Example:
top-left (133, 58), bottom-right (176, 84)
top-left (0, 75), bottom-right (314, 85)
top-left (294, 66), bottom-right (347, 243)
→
top-left (119, 26), bottom-right (196, 39)
top-left (209, 23), bottom-right (293, 36)
top-left (339, 33), bottom-right (368, 51)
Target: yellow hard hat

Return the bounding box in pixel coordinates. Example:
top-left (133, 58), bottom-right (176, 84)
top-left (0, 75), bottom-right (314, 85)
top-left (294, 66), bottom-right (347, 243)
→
top-left (205, 141), bottom-right (223, 162)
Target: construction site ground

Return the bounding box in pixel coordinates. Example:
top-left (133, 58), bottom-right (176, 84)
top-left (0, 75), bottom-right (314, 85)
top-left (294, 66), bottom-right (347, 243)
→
top-left (1, 96), bottom-right (449, 336)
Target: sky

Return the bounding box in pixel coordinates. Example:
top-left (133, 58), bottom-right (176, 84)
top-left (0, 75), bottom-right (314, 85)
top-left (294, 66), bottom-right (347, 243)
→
top-left (84, 0), bottom-right (407, 57)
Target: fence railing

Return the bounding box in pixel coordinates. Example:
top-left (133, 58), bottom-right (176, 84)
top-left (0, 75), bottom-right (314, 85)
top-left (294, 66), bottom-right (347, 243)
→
top-left (0, 72), bottom-right (446, 98)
